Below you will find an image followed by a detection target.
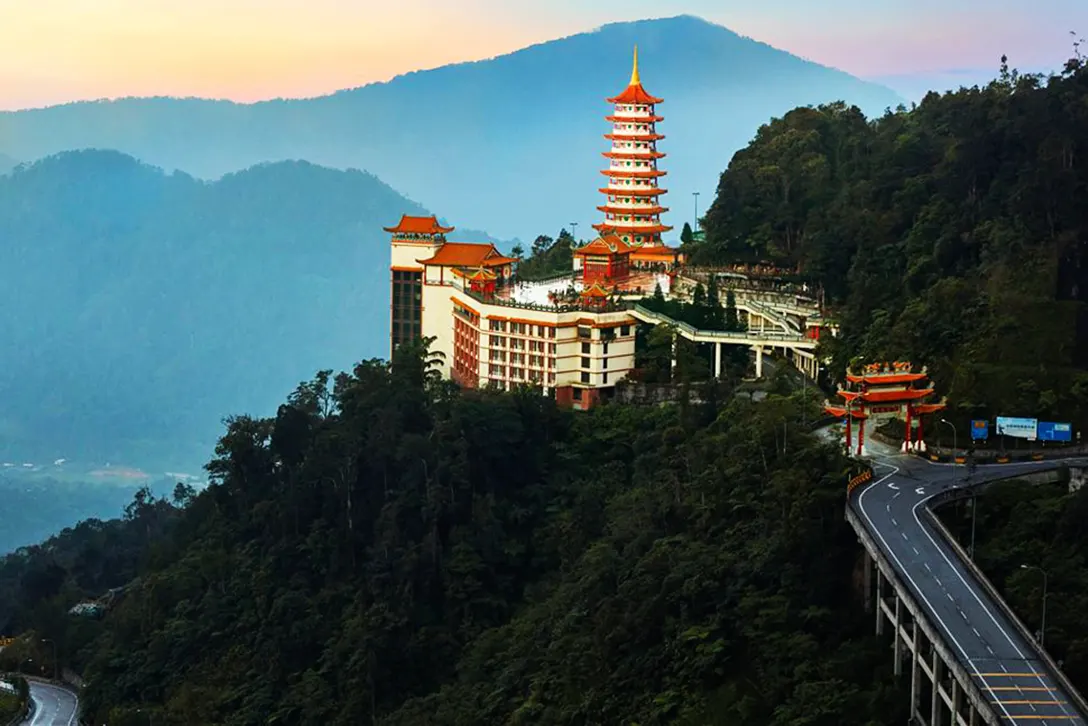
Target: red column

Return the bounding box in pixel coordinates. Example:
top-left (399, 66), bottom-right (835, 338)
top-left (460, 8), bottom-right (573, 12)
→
top-left (846, 410), bottom-right (853, 452)
top-left (918, 416), bottom-right (924, 451)
top-left (858, 415), bottom-right (865, 456)
top-left (904, 404), bottom-right (913, 451)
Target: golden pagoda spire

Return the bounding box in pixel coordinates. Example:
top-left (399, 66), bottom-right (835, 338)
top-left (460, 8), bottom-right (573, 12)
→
top-left (630, 45), bottom-right (640, 86)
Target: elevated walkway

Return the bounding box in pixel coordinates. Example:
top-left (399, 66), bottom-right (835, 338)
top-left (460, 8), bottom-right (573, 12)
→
top-left (629, 304), bottom-right (820, 378)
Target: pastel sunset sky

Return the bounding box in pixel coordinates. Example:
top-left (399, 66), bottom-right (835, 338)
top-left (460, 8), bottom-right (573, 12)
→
top-left (1, 0), bottom-right (1083, 110)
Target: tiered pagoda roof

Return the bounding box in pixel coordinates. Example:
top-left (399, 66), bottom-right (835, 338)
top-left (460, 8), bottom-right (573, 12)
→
top-left (594, 46), bottom-right (674, 248)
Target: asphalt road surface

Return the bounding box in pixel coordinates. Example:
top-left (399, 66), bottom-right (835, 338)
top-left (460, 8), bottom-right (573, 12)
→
top-left (19, 680), bottom-right (78, 726)
top-left (854, 439), bottom-right (1088, 724)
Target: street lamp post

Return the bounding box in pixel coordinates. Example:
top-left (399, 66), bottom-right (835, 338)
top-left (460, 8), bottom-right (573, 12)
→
top-left (569, 222), bottom-right (578, 242)
top-left (692, 192), bottom-right (700, 230)
top-left (940, 418), bottom-right (959, 470)
top-left (41, 638), bottom-right (57, 681)
top-left (1020, 565), bottom-right (1049, 647)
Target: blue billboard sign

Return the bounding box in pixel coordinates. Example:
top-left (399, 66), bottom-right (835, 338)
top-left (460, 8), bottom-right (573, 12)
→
top-left (995, 416), bottom-right (1038, 440)
top-left (1037, 421), bottom-right (1073, 442)
top-left (970, 420), bottom-right (989, 440)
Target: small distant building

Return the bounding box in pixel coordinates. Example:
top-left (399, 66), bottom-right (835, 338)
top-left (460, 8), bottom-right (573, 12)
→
top-left (824, 362), bottom-right (947, 456)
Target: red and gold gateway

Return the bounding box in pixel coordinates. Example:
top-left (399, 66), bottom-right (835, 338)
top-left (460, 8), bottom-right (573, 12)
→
top-left (824, 362), bottom-right (946, 456)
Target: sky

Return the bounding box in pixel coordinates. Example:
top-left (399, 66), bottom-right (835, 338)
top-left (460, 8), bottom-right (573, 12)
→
top-left (1, 0), bottom-right (1084, 110)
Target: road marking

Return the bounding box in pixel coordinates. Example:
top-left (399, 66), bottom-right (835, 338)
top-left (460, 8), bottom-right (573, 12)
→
top-left (987, 646), bottom-right (994, 654)
top-left (912, 496), bottom-right (1078, 723)
top-left (857, 463), bottom-right (1018, 724)
top-left (888, 482), bottom-right (899, 490)
top-left (973, 627), bottom-right (981, 637)
top-left (990, 687), bottom-right (1055, 691)
top-left (996, 700), bottom-right (1068, 705)
top-left (935, 577), bottom-right (943, 588)
top-left (916, 487), bottom-right (926, 495)
top-left (892, 517), bottom-right (898, 526)
top-left (913, 546), bottom-right (920, 555)
top-left (978, 673), bottom-right (1045, 678)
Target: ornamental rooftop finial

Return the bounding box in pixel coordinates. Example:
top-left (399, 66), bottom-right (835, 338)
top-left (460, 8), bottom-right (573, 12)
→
top-left (631, 45), bottom-right (640, 86)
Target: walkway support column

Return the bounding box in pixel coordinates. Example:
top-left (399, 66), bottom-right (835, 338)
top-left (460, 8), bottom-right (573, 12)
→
top-left (714, 342), bottom-right (722, 379)
top-left (753, 346), bottom-right (763, 378)
top-left (874, 565), bottom-right (883, 634)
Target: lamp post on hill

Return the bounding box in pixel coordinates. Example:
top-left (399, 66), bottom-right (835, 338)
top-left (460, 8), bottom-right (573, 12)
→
top-left (940, 418), bottom-right (958, 467)
top-left (1020, 564), bottom-right (1049, 647)
top-left (569, 221), bottom-right (578, 243)
top-left (692, 191), bottom-right (700, 230)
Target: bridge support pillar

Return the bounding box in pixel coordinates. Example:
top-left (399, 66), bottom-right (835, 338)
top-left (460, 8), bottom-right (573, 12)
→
top-left (714, 343), bottom-right (722, 379)
top-left (874, 565), bottom-right (883, 635)
top-left (893, 594), bottom-right (903, 677)
top-left (910, 621), bottom-right (923, 723)
top-left (752, 346), bottom-right (763, 378)
top-left (951, 677), bottom-right (961, 726)
top-left (931, 651), bottom-right (942, 726)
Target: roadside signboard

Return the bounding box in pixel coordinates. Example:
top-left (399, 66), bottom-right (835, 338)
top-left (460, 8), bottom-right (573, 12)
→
top-left (995, 416), bottom-right (1038, 440)
top-left (970, 420), bottom-right (989, 440)
top-left (1037, 421), bottom-right (1073, 442)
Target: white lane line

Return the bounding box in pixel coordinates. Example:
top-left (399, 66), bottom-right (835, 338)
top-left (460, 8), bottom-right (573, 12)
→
top-left (935, 577), bottom-right (943, 588)
top-left (892, 517), bottom-right (898, 526)
top-left (858, 464), bottom-right (1018, 724)
top-left (924, 563), bottom-right (932, 572)
top-left (913, 547), bottom-right (920, 555)
top-left (973, 628), bottom-right (981, 637)
top-left (901, 531), bottom-right (909, 540)
top-left (912, 497), bottom-right (1078, 723)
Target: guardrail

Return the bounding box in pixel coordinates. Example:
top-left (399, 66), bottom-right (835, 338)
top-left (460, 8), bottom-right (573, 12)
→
top-left (846, 468), bottom-right (873, 495)
top-left (925, 488), bottom-right (1088, 718)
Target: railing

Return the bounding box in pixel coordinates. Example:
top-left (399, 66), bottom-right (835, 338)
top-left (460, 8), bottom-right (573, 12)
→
top-left (461, 287), bottom-right (633, 315)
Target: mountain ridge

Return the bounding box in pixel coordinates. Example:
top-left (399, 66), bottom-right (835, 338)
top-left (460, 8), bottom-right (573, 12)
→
top-left (0, 16), bottom-right (903, 241)
top-left (0, 150), bottom-right (508, 471)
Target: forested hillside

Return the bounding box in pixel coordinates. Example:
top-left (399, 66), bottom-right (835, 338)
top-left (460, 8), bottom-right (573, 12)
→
top-left (5, 342), bottom-right (904, 725)
top-left (692, 56), bottom-right (1088, 431)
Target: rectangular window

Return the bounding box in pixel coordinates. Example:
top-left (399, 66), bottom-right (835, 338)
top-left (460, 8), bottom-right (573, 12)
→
top-left (580, 372), bottom-right (590, 384)
top-left (620, 325), bottom-right (631, 336)
top-left (603, 342), bottom-right (609, 355)
top-left (581, 342), bottom-right (591, 354)
top-left (581, 357), bottom-right (590, 368)
top-left (578, 326), bottom-right (591, 339)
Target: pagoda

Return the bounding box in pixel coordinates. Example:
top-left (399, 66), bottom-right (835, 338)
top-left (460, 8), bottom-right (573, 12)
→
top-left (595, 47), bottom-right (677, 267)
top-left (823, 361), bottom-right (946, 456)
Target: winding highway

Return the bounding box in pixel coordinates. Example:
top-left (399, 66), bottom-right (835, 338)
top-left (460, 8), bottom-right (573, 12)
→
top-left (19, 679), bottom-right (78, 726)
top-left (853, 438), bottom-right (1088, 723)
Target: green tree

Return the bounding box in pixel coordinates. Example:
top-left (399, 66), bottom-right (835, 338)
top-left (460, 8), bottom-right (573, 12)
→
top-left (681, 221), bottom-right (694, 245)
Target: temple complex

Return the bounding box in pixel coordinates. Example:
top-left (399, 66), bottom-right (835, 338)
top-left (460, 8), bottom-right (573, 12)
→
top-left (593, 46), bottom-right (679, 269)
top-left (823, 362), bottom-right (946, 455)
top-left (386, 48), bottom-right (830, 410)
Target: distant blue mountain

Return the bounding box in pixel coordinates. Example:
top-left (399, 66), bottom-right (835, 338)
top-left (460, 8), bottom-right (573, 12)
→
top-left (0, 15), bottom-right (903, 242)
top-left (0, 151), bottom-right (473, 471)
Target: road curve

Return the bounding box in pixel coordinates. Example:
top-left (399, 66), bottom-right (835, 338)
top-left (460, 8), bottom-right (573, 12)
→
top-left (853, 442), bottom-right (1088, 724)
top-left (19, 680), bottom-right (78, 726)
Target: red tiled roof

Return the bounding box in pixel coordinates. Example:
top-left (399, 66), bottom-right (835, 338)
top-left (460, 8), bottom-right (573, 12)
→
top-left (580, 282), bottom-right (612, 298)
top-left (574, 234), bottom-right (635, 256)
top-left (384, 215), bottom-right (454, 235)
top-left (845, 373), bottom-right (928, 385)
top-left (417, 242), bottom-right (516, 267)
